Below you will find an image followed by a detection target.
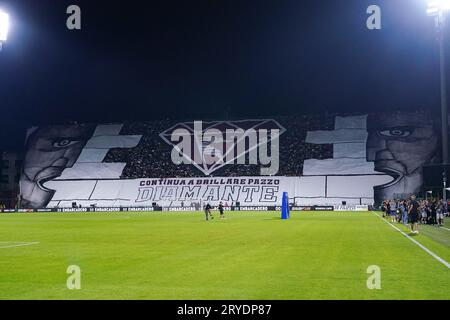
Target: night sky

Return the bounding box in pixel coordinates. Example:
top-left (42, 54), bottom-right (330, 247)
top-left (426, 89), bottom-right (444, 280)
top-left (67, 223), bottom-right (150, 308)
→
top-left (0, 0), bottom-right (447, 151)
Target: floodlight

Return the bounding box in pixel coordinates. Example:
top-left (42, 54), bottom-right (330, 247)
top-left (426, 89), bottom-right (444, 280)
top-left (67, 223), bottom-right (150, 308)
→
top-left (427, 0), bottom-right (450, 16)
top-left (0, 10), bottom-right (9, 42)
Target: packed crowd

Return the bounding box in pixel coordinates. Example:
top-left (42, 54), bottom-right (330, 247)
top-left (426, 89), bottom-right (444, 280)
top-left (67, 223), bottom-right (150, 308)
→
top-left (103, 114), bottom-right (335, 178)
top-left (381, 197), bottom-right (448, 233)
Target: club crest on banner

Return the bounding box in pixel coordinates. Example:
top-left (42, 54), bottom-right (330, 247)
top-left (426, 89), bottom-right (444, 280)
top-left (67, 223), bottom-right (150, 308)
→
top-left (160, 119), bottom-right (286, 176)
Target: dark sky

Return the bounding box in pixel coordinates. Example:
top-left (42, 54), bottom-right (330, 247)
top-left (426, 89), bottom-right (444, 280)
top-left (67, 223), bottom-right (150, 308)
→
top-left (0, 0), bottom-right (447, 150)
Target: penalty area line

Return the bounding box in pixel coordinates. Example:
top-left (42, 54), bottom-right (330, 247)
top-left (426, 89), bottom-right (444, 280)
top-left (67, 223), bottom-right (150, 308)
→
top-left (0, 242), bottom-right (40, 249)
top-left (372, 212), bottom-right (450, 269)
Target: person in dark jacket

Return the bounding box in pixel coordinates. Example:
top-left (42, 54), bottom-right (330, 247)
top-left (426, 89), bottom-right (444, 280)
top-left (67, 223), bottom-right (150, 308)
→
top-left (408, 195), bottom-right (420, 234)
top-left (204, 203), bottom-right (213, 221)
top-left (218, 201), bottom-right (225, 219)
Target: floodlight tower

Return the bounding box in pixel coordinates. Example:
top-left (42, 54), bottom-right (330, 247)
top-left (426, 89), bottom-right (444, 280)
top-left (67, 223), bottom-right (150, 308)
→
top-left (0, 9), bottom-right (9, 51)
top-left (427, 1), bottom-right (450, 202)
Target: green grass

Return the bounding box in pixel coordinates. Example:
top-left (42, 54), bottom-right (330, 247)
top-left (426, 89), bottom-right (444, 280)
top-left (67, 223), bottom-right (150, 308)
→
top-left (0, 211), bottom-right (449, 300)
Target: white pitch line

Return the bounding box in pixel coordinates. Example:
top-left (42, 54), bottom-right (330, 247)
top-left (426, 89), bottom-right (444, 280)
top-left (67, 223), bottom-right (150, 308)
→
top-left (440, 226), bottom-right (450, 231)
top-left (0, 242), bottom-right (40, 249)
top-left (372, 212), bottom-right (450, 269)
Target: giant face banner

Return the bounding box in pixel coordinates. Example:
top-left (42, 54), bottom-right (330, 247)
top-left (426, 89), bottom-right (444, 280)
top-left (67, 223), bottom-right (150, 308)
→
top-left (19, 112), bottom-right (443, 208)
top-left (367, 113), bottom-right (440, 202)
top-left (20, 124), bottom-right (96, 208)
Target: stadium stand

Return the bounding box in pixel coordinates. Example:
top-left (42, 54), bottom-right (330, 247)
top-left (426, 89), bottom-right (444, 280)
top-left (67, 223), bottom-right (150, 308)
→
top-left (16, 110), bottom-right (444, 209)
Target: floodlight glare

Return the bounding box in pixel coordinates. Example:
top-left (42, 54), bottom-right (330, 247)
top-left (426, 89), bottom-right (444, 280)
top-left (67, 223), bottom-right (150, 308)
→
top-left (0, 10), bottom-right (9, 42)
top-left (427, 0), bottom-right (450, 16)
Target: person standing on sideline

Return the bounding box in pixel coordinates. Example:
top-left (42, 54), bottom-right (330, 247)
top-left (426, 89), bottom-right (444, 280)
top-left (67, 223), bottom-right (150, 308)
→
top-left (437, 202), bottom-right (445, 226)
top-left (386, 201), bottom-right (391, 219)
top-left (408, 195), bottom-right (420, 234)
top-left (430, 201), bottom-right (437, 225)
top-left (218, 201), bottom-right (225, 219)
top-left (389, 200), bottom-right (397, 223)
top-left (400, 200), bottom-right (408, 225)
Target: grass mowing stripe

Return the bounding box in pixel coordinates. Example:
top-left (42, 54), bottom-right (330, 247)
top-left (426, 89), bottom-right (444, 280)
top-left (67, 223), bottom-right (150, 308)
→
top-left (0, 242), bottom-right (40, 249)
top-left (419, 225), bottom-right (450, 248)
top-left (372, 212), bottom-right (450, 269)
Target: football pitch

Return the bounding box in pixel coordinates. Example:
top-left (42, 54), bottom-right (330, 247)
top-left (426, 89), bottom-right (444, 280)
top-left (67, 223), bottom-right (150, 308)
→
top-left (0, 211), bottom-right (449, 300)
